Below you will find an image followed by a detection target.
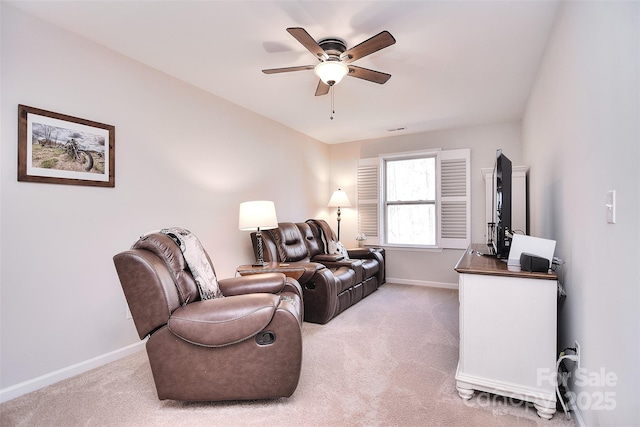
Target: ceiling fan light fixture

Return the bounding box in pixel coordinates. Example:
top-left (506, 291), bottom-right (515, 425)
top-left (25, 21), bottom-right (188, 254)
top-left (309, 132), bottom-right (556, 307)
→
top-left (314, 60), bottom-right (349, 86)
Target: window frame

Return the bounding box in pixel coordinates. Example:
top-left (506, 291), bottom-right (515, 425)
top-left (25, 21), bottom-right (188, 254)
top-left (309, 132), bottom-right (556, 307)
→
top-left (357, 148), bottom-right (470, 250)
top-left (382, 151), bottom-right (440, 249)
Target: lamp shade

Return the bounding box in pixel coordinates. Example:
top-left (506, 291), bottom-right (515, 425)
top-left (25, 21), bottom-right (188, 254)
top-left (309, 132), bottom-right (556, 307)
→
top-left (314, 60), bottom-right (349, 85)
top-left (238, 201), bottom-right (278, 231)
top-left (327, 189), bottom-right (351, 207)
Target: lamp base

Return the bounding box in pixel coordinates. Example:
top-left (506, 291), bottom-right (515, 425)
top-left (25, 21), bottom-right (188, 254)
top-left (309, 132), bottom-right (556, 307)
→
top-left (252, 261), bottom-right (270, 267)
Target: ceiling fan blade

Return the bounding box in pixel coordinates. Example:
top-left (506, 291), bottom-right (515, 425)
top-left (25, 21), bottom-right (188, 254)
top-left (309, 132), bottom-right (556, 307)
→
top-left (287, 27), bottom-right (328, 61)
top-left (347, 65), bottom-right (392, 84)
top-left (315, 80), bottom-right (330, 96)
top-left (262, 65), bottom-right (315, 74)
top-left (341, 31), bottom-right (396, 63)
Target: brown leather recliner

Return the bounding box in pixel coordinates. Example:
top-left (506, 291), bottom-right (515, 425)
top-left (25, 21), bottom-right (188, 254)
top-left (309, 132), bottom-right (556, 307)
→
top-left (113, 232), bottom-right (303, 401)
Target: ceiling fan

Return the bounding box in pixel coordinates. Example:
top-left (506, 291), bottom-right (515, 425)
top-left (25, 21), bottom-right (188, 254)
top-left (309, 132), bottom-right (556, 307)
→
top-left (262, 27), bottom-right (396, 96)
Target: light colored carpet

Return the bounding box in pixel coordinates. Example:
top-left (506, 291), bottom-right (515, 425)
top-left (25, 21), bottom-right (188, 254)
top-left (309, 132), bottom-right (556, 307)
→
top-left (0, 284), bottom-right (576, 426)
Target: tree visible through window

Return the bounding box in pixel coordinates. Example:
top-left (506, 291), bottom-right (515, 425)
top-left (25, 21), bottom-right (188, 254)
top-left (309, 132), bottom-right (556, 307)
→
top-left (385, 156), bottom-right (436, 246)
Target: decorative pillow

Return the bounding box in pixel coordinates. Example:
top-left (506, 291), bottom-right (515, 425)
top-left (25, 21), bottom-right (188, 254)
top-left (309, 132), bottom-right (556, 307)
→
top-left (328, 240), bottom-right (350, 260)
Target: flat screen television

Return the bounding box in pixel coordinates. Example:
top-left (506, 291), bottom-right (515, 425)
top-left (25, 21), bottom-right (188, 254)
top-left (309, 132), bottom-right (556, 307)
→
top-left (492, 149), bottom-right (512, 258)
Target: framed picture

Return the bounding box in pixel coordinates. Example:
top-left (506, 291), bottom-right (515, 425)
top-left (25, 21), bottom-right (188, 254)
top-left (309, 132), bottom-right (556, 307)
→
top-left (18, 105), bottom-right (115, 187)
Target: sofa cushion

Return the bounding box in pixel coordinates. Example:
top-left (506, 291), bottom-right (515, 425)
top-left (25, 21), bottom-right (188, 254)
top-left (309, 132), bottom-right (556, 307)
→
top-left (272, 223), bottom-right (310, 262)
top-left (168, 294), bottom-right (279, 347)
top-left (330, 266), bottom-right (357, 294)
top-left (297, 222), bottom-right (323, 258)
top-left (361, 258), bottom-right (380, 280)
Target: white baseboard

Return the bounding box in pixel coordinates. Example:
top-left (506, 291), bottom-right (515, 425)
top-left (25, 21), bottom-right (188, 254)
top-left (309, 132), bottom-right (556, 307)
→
top-left (566, 391), bottom-right (587, 427)
top-left (386, 277), bottom-right (458, 290)
top-left (0, 341), bottom-right (146, 404)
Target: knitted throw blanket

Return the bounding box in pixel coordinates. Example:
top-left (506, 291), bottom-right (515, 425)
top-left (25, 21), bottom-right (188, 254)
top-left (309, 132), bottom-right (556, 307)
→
top-left (160, 227), bottom-right (223, 300)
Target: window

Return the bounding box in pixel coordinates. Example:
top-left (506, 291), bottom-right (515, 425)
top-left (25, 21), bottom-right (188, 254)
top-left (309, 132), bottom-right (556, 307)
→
top-left (385, 156), bottom-right (437, 245)
top-left (357, 148), bottom-right (470, 249)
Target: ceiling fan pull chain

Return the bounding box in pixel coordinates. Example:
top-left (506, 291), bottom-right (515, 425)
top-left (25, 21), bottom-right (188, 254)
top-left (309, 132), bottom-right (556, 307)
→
top-left (330, 85), bottom-right (335, 120)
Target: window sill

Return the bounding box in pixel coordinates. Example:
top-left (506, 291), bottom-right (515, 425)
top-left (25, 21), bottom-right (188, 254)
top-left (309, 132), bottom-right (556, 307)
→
top-left (372, 244), bottom-right (443, 253)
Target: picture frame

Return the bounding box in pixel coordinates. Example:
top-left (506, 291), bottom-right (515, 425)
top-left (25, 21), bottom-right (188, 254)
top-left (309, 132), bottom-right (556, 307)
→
top-left (18, 104), bottom-right (115, 187)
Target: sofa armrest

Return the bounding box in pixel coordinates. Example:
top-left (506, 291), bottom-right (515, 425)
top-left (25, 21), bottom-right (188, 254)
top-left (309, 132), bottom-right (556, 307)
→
top-left (349, 247), bottom-right (384, 267)
top-left (347, 247), bottom-right (385, 284)
top-left (345, 247), bottom-right (377, 259)
top-left (311, 254), bottom-right (344, 262)
top-left (168, 293), bottom-right (280, 347)
top-left (218, 272), bottom-right (287, 296)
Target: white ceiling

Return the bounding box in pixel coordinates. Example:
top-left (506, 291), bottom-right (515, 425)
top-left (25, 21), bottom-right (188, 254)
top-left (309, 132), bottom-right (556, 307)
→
top-left (8, 0), bottom-right (559, 144)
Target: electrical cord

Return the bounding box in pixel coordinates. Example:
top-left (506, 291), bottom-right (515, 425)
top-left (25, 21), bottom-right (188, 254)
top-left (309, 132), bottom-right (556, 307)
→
top-left (556, 348), bottom-right (578, 420)
top-left (552, 257), bottom-right (566, 297)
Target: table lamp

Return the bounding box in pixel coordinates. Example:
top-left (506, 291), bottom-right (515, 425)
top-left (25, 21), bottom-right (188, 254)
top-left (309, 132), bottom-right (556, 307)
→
top-left (327, 189), bottom-right (351, 241)
top-left (239, 200), bottom-right (278, 267)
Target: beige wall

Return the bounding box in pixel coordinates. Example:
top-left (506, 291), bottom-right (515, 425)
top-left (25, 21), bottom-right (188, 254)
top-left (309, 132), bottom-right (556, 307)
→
top-left (329, 122), bottom-right (523, 285)
top-left (523, 2), bottom-right (639, 425)
top-left (0, 4), bottom-right (330, 393)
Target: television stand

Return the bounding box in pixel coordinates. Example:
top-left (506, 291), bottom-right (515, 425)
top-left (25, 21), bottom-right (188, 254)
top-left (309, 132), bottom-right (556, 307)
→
top-left (454, 244), bottom-right (559, 419)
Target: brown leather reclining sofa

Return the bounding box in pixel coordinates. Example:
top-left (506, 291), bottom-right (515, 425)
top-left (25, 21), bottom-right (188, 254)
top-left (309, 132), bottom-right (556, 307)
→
top-left (246, 219), bottom-right (385, 324)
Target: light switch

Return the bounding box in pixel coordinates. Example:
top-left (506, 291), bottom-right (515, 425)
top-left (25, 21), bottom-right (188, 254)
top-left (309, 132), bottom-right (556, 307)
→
top-left (606, 190), bottom-right (616, 224)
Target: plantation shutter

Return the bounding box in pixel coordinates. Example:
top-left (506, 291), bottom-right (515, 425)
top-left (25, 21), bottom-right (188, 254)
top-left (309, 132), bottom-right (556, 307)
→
top-left (357, 158), bottom-right (380, 245)
top-left (439, 148), bottom-right (471, 249)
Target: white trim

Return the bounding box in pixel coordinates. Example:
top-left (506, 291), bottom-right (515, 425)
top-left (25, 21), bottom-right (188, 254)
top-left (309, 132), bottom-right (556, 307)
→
top-left (374, 245), bottom-right (442, 253)
top-left (0, 340), bottom-right (146, 403)
top-left (455, 371), bottom-right (555, 404)
top-left (386, 277), bottom-right (458, 290)
top-left (566, 388), bottom-right (587, 427)
top-left (378, 148), bottom-right (442, 159)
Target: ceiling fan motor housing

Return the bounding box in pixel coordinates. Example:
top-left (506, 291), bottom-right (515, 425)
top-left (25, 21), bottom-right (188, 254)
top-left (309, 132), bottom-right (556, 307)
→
top-left (318, 38), bottom-right (347, 57)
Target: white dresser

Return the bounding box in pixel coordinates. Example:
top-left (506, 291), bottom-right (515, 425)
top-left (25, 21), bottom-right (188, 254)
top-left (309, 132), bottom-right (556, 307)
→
top-left (454, 244), bottom-right (558, 419)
